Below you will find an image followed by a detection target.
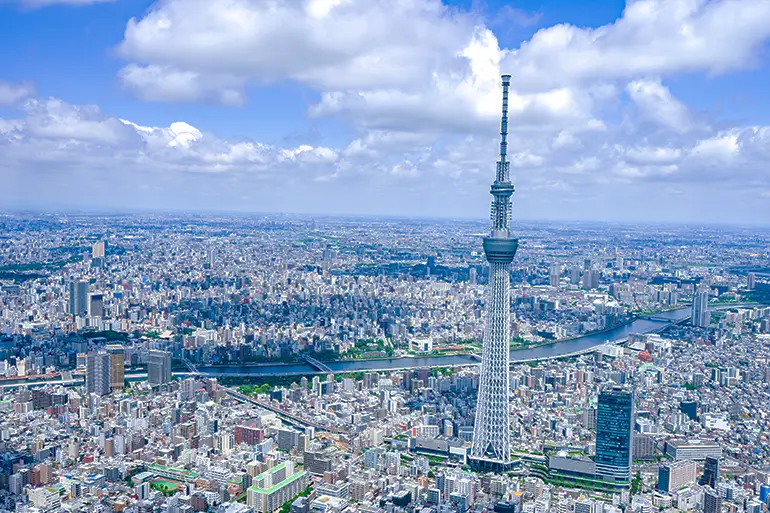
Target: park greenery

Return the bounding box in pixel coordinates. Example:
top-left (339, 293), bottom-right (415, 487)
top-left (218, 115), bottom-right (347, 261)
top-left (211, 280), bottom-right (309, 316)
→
top-left (342, 338), bottom-right (394, 359)
top-left (237, 384), bottom-right (274, 396)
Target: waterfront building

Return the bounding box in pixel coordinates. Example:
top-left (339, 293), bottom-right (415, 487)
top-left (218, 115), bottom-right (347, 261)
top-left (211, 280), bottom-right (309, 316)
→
top-left (147, 350), bottom-right (172, 386)
top-left (106, 344), bottom-right (125, 390)
top-left (692, 290), bottom-right (710, 328)
top-left (85, 352), bottom-right (110, 396)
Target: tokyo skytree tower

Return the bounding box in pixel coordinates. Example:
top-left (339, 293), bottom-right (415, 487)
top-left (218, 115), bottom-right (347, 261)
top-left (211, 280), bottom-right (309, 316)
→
top-left (470, 74), bottom-right (518, 471)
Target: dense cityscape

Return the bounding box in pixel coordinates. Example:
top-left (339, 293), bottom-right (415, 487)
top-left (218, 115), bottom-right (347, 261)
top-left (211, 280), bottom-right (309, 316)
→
top-left (1, 207), bottom-right (769, 513)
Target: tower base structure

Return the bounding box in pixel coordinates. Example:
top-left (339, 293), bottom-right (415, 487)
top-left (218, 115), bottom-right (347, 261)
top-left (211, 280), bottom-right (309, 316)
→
top-left (468, 454), bottom-right (518, 473)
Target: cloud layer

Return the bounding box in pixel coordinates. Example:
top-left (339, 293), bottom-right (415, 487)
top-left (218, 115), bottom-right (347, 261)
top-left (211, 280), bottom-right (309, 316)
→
top-left (3, 0), bottom-right (770, 223)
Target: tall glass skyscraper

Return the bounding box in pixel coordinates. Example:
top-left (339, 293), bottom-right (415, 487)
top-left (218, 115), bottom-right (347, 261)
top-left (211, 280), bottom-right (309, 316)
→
top-left (700, 456), bottom-right (720, 489)
top-left (595, 386), bottom-right (634, 484)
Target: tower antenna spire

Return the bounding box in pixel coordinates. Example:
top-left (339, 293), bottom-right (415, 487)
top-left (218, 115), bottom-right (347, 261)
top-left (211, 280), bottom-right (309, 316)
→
top-left (499, 74), bottom-right (510, 165)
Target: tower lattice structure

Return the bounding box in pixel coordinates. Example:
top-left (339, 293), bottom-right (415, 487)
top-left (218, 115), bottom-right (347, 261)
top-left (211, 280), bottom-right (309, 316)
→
top-left (470, 74), bottom-right (519, 470)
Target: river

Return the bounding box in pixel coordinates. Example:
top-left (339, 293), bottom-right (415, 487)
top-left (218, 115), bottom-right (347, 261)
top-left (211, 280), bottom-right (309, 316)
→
top-left (195, 307), bottom-right (691, 377)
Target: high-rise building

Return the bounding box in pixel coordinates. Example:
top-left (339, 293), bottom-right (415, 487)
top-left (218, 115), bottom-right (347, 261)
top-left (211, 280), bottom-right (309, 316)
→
top-left (747, 272), bottom-right (756, 290)
top-left (700, 456), bottom-right (720, 489)
top-left (147, 350), bottom-right (172, 386)
top-left (69, 279), bottom-right (89, 315)
top-left (86, 352), bottom-right (110, 396)
top-left (470, 75), bottom-right (518, 471)
top-left (595, 386), bottom-right (634, 484)
top-left (88, 293), bottom-right (104, 318)
top-left (691, 290), bottom-right (710, 328)
top-left (658, 460), bottom-right (697, 493)
top-left (703, 487), bottom-right (721, 513)
top-left (549, 264), bottom-right (561, 288)
top-left (582, 270), bottom-right (600, 290)
top-left (91, 241), bottom-right (105, 268)
top-left (680, 400), bottom-right (698, 421)
top-left (570, 267), bottom-right (582, 286)
top-left (105, 345), bottom-right (125, 390)
top-left (92, 241), bottom-right (105, 259)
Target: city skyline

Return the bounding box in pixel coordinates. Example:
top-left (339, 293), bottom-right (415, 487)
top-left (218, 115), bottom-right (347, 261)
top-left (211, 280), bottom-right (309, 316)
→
top-left (1, 205), bottom-right (770, 512)
top-left (3, 0), bottom-right (770, 223)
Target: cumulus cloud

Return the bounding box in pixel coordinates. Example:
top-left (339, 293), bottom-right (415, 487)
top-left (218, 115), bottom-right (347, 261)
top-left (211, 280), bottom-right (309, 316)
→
top-left (3, 79), bottom-right (770, 222)
top-left (116, 0), bottom-right (770, 135)
top-left (119, 64), bottom-right (246, 106)
top-left (505, 0), bottom-right (770, 91)
top-left (6, 0), bottom-right (770, 222)
top-left (626, 79), bottom-right (694, 133)
top-left (0, 82), bottom-right (35, 105)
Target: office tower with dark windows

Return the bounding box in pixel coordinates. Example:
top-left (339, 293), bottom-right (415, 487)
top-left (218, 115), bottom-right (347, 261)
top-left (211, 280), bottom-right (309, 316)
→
top-left (680, 400), bottom-right (698, 421)
top-left (88, 293), bottom-right (104, 318)
top-left (700, 456), bottom-right (720, 489)
top-left (692, 290), bottom-right (710, 327)
top-left (147, 350), bottom-right (172, 386)
top-left (69, 279), bottom-right (89, 315)
top-left (105, 345), bottom-right (125, 390)
top-left (470, 75), bottom-right (518, 471)
top-left (86, 352), bottom-right (110, 396)
top-left (595, 386), bottom-right (634, 484)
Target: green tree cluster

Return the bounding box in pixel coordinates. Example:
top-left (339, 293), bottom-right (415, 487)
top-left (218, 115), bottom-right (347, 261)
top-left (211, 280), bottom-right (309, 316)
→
top-left (238, 384), bottom-right (273, 396)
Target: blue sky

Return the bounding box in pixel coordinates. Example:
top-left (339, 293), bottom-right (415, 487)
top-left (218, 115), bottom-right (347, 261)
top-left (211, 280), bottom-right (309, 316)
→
top-left (2, 0), bottom-right (770, 224)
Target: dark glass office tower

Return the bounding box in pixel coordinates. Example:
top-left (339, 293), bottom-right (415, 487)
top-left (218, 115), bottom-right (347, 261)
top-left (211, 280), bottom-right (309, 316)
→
top-left (700, 456), bottom-right (720, 489)
top-left (595, 386), bottom-right (634, 484)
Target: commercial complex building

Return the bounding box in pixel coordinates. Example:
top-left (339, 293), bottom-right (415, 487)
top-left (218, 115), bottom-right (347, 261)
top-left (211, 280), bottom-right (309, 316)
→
top-left (665, 440), bottom-right (722, 461)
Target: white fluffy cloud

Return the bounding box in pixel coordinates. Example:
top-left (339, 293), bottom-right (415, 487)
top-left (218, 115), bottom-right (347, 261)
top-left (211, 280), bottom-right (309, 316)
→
top-left (505, 0), bottom-right (770, 91)
top-left (0, 82), bottom-right (35, 105)
top-left (116, 0), bottom-right (770, 133)
top-left (2, 81), bottom-right (770, 222)
top-left (118, 64), bottom-right (246, 106)
top-left (626, 79), bottom-right (694, 133)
